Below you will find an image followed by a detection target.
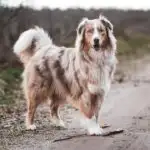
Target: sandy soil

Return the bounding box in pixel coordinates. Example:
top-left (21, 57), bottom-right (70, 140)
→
top-left (1, 56), bottom-right (150, 150)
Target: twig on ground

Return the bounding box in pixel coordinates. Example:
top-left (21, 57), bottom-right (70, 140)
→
top-left (102, 128), bottom-right (124, 136)
top-left (53, 128), bottom-right (124, 142)
top-left (53, 134), bottom-right (86, 143)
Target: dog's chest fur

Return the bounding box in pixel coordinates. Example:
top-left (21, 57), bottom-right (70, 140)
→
top-left (86, 53), bottom-right (116, 96)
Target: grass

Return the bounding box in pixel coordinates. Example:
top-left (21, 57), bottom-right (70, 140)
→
top-left (117, 34), bottom-right (150, 57)
top-left (0, 67), bottom-right (23, 105)
top-left (0, 68), bottom-right (22, 84)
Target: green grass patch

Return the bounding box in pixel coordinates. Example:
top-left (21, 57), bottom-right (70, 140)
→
top-left (0, 67), bottom-right (23, 105)
top-left (117, 35), bottom-right (150, 56)
top-left (0, 68), bottom-right (22, 84)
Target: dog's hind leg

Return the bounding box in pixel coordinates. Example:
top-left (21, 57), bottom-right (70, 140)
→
top-left (26, 98), bottom-right (38, 130)
top-left (49, 98), bottom-right (65, 128)
top-left (24, 81), bottom-right (46, 130)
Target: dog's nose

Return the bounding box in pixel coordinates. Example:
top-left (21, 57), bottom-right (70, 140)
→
top-left (94, 38), bottom-right (99, 44)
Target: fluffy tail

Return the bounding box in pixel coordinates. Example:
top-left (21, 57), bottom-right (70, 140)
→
top-left (13, 26), bottom-right (52, 65)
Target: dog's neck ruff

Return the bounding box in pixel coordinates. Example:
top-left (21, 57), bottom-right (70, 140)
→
top-left (88, 78), bottom-right (98, 85)
top-left (80, 49), bottom-right (116, 86)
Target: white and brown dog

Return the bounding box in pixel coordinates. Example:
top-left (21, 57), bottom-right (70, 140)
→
top-left (13, 15), bottom-right (117, 135)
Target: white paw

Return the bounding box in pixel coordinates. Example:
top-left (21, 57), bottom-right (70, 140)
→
top-left (59, 120), bottom-right (66, 127)
top-left (88, 125), bottom-right (104, 136)
top-left (26, 124), bottom-right (36, 130)
top-left (51, 118), bottom-right (66, 128)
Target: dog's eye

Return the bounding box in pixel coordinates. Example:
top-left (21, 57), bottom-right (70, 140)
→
top-left (98, 28), bottom-right (104, 33)
top-left (87, 28), bottom-right (94, 34)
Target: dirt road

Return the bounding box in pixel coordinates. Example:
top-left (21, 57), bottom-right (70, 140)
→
top-left (46, 82), bottom-right (150, 150)
top-left (1, 57), bottom-right (150, 150)
top-left (1, 81), bottom-right (149, 150)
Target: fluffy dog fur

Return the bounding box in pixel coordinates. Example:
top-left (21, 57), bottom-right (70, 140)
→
top-left (13, 15), bottom-right (117, 135)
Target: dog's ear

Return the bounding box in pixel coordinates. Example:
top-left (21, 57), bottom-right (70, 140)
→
top-left (75, 17), bottom-right (88, 50)
top-left (77, 17), bottom-right (88, 35)
top-left (99, 14), bottom-right (117, 51)
top-left (99, 15), bottom-right (113, 31)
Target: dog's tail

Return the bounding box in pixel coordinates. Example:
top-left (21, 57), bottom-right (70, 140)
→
top-left (13, 26), bottom-right (52, 65)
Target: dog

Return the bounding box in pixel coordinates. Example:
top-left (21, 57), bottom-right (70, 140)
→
top-left (13, 15), bottom-right (117, 135)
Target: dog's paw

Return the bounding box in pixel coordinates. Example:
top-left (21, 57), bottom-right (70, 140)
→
top-left (26, 124), bottom-right (36, 130)
top-left (88, 126), bottom-right (104, 136)
top-left (51, 118), bottom-right (66, 128)
top-left (58, 120), bottom-right (66, 128)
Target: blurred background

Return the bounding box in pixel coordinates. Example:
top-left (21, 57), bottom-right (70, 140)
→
top-left (0, 1), bottom-right (149, 108)
top-left (0, 1), bottom-right (150, 149)
top-left (0, 0), bottom-right (150, 108)
top-left (0, 0), bottom-right (150, 66)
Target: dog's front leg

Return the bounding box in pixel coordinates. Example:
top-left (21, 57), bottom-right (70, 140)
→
top-left (95, 96), bottom-right (104, 124)
top-left (95, 96), bottom-right (109, 128)
top-left (79, 94), bottom-right (104, 135)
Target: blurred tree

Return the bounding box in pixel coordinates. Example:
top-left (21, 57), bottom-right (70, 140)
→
top-left (0, 6), bottom-right (149, 66)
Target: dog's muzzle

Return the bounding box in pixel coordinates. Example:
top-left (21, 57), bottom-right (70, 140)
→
top-left (93, 38), bottom-right (100, 51)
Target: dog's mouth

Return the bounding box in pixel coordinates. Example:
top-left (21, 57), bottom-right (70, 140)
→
top-left (93, 44), bottom-right (100, 51)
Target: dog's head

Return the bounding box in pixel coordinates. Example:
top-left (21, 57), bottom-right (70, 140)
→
top-left (75, 15), bottom-right (116, 52)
